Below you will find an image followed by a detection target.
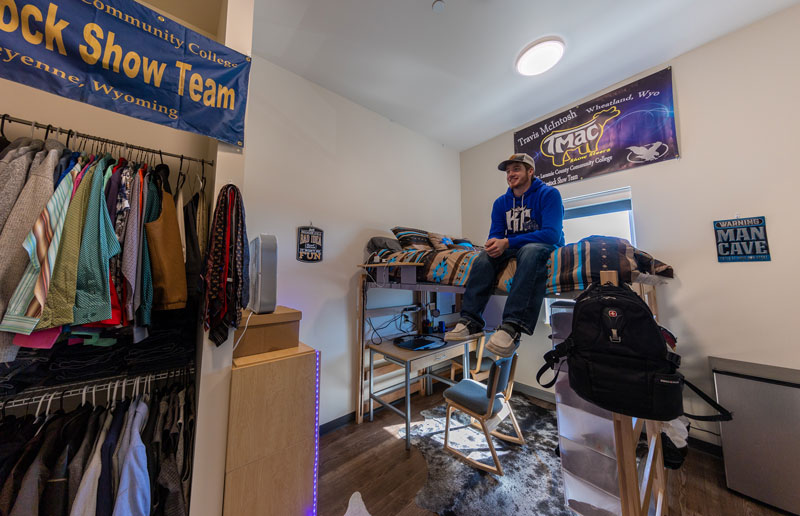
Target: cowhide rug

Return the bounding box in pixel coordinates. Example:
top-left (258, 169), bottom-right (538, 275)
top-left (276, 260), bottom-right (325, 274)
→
top-left (399, 395), bottom-right (573, 516)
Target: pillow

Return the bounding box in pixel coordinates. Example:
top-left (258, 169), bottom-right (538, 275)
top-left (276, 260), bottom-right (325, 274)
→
top-left (448, 238), bottom-right (474, 250)
top-left (365, 236), bottom-right (402, 256)
top-left (428, 232), bottom-right (455, 251)
top-left (391, 226), bottom-right (434, 250)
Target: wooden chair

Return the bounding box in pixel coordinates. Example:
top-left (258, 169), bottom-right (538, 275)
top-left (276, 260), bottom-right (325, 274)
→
top-left (448, 335), bottom-right (493, 382)
top-left (443, 353), bottom-right (524, 476)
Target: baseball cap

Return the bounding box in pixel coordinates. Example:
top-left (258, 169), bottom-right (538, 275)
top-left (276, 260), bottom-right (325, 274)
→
top-left (497, 153), bottom-right (535, 171)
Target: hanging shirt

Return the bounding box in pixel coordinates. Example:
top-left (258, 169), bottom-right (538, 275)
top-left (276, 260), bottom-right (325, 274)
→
top-left (72, 156), bottom-right (96, 199)
top-left (136, 175), bottom-right (159, 328)
top-left (121, 171), bottom-right (142, 322)
top-left (36, 167), bottom-right (95, 331)
top-left (112, 399), bottom-right (150, 516)
top-left (110, 165), bottom-right (134, 317)
top-left (73, 155), bottom-right (121, 325)
top-left (56, 152), bottom-right (81, 188)
top-left (102, 160), bottom-right (116, 190)
top-left (0, 163), bottom-right (79, 335)
top-left (105, 159), bottom-right (126, 225)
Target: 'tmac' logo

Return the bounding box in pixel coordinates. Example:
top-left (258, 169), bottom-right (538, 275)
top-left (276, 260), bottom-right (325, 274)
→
top-left (540, 107), bottom-right (620, 167)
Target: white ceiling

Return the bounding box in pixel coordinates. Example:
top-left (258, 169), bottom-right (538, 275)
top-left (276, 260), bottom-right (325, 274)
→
top-left (252, 0), bottom-right (797, 151)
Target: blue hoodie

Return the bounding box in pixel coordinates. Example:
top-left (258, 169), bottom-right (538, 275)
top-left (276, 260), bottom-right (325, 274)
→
top-left (488, 178), bottom-right (565, 248)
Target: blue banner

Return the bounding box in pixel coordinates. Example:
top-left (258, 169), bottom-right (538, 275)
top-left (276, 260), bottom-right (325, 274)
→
top-left (514, 68), bottom-right (678, 186)
top-left (0, 0), bottom-right (251, 146)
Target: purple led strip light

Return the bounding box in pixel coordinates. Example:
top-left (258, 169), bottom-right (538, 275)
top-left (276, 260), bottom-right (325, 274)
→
top-left (312, 350), bottom-right (320, 516)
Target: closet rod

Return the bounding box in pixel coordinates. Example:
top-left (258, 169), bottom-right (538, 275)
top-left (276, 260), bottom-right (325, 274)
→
top-left (0, 366), bottom-right (194, 410)
top-left (1, 113), bottom-right (214, 167)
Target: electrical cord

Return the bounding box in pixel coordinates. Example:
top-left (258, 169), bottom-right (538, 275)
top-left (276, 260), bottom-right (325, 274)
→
top-left (232, 311), bottom-right (255, 351)
top-left (690, 426), bottom-right (721, 437)
top-left (366, 313), bottom-right (414, 345)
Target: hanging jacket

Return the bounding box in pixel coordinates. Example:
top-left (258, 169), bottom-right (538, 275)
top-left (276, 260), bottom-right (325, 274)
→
top-left (0, 141), bottom-right (63, 362)
top-left (0, 140), bottom-right (43, 235)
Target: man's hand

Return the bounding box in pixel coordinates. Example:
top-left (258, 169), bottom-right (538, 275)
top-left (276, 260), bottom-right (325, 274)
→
top-left (485, 238), bottom-right (509, 258)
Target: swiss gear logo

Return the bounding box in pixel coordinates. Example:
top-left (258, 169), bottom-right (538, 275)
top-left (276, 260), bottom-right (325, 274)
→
top-left (608, 310), bottom-right (618, 318)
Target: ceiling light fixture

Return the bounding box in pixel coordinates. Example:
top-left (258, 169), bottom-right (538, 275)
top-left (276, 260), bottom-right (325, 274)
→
top-left (432, 0), bottom-right (445, 13)
top-left (516, 37), bottom-right (565, 76)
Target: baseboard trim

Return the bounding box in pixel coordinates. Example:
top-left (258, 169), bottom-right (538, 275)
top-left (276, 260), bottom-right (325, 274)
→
top-left (514, 382), bottom-right (556, 404)
top-left (688, 436), bottom-right (722, 458)
top-left (320, 412), bottom-right (355, 436)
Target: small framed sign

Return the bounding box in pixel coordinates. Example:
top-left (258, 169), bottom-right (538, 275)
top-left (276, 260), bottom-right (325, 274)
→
top-left (297, 226), bottom-right (324, 262)
top-left (713, 216), bottom-right (770, 262)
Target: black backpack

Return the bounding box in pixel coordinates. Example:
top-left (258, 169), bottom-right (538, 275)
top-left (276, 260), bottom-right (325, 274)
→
top-left (537, 282), bottom-right (732, 422)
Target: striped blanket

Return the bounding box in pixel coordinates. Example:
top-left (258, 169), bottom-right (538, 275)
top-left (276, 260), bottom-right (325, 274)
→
top-left (365, 236), bottom-right (672, 295)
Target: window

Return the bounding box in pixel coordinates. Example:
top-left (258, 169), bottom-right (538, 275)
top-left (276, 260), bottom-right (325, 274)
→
top-left (544, 187), bottom-right (635, 322)
top-left (562, 187), bottom-right (634, 245)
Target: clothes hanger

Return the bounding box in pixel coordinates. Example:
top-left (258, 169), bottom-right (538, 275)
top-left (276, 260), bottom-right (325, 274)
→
top-left (82, 385), bottom-right (88, 406)
top-left (176, 155), bottom-right (186, 193)
top-left (92, 384), bottom-right (97, 406)
top-left (35, 392), bottom-right (47, 418)
top-left (65, 129), bottom-right (72, 149)
top-left (44, 392), bottom-right (55, 417)
top-left (30, 120), bottom-right (37, 139)
top-left (0, 114), bottom-right (7, 139)
top-left (108, 380), bottom-right (117, 408)
top-left (44, 124), bottom-right (52, 140)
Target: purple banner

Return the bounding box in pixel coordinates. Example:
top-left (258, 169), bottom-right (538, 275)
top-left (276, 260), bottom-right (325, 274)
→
top-left (514, 68), bottom-right (679, 186)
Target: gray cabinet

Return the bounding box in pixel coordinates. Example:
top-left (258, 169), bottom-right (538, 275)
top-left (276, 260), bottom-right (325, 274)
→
top-left (711, 356), bottom-right (800, 514)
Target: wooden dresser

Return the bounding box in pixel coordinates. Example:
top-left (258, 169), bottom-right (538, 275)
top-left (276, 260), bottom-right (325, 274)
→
top-left (223, 343), bottom-right (319, 515)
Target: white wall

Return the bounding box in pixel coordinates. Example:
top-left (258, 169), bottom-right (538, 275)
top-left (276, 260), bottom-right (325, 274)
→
top-left (242, 56), bottom-right (462, 424)
top-left (460, 5), bottom-right (800, 443)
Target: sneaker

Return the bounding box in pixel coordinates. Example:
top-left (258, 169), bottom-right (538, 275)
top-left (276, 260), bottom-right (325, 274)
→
top-left (444, 320), bottom-right (484, 341)
top-left (486, 324), bottom-right (521, 357)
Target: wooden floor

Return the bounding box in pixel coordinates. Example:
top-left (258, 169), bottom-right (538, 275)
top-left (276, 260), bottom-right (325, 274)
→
top-left (319, 387), bottom-right (786, 516)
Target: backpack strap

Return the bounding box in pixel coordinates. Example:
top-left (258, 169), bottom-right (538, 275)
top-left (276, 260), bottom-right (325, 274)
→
top-left (666, 351), bottom-right (681, 368)
top-left (536, 339), bottom-right (572, 388)
top-left (683, 378), bottom-right (733, 422)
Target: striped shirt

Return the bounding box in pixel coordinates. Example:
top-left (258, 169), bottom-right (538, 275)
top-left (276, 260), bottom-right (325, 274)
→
top-left (0, 164), bottom-right (79, 334)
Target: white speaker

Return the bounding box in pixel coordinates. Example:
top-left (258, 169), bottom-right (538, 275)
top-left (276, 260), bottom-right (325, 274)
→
top-left (248, 234), bottom-right (277, 314)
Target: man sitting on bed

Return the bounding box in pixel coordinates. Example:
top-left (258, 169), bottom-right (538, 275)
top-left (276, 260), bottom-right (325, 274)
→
top-left (445, 153), bottom-right (565, 357)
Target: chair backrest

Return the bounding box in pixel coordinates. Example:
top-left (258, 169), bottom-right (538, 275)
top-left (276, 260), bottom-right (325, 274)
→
top-left (486, 354), bottom-right (518, 400)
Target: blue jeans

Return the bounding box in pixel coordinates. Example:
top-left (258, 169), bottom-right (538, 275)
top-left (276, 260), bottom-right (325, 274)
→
top-left (461, 243), bottom-right (555, 335)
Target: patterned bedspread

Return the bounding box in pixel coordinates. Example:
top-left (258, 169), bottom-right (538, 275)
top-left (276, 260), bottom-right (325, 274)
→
top-left (364, 236), bottom-right (673, 295)
top-left (368, 247), bottom-right (516, 292)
